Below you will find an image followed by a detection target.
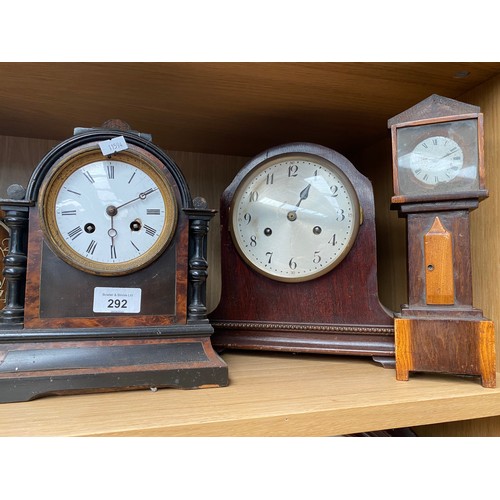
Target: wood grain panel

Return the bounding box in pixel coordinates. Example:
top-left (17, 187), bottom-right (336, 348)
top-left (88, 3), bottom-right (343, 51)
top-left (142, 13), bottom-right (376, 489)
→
top-left (464, 78), bottom-right (500, 334)
top-left (403, 210), bottom-right (474, 308)
top-left (0, 135), bottom-right (58, 197)
top-left (415, 415), bottom-right (500, 437)
top-left (350, 138), bottom-right (407, 313)
top-left (395, 317), bottom-right (495, 388)
top-left (394, 318), bottom-right (412, 380)
top-left (1, 63), bottom-right (500, 156)
top-left (167, 149), bottom-right (249, 311)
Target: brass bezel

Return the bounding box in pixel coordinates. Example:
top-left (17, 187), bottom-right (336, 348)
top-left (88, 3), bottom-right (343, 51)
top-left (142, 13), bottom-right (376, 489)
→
top-left (38, 143), bottom-right (178, 276)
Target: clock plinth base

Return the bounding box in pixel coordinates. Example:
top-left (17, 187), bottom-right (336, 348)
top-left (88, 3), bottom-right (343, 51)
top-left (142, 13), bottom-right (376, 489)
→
top-left (0, 326), bottom-right (228, 403)
top-left (212, 321), bottom-right (395, 359)
top-left (395, 317), bottom-right (496, 388)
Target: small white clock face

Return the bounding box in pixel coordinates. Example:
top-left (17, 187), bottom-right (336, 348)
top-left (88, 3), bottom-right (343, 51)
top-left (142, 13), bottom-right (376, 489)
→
top-left (39, 147), bottom-right (177, 275)
top-left (409, 136), bottom-right (464, 185)
top-left (230, 155), bottom-right (360, 282)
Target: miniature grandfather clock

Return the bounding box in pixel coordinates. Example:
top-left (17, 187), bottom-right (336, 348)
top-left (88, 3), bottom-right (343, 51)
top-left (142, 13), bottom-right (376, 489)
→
top-left (389, 94), bottom-right (496, 387)
top-left (0, 120), bottom-right (228, 403)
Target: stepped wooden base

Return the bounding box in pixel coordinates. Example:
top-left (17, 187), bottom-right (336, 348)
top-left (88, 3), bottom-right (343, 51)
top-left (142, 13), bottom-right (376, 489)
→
top-left (0, 326), bottom-right (228, 403)
top-left (212, 321), bottom-right (395, 356)
top-left (395, 317), bottom-right (496, 388)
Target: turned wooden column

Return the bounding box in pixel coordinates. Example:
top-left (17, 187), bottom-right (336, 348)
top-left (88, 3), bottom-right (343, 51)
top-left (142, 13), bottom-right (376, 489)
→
top-left (0, 187), bottom-right (30, 327)
top-left (185, 197), bottom-right (216, 323)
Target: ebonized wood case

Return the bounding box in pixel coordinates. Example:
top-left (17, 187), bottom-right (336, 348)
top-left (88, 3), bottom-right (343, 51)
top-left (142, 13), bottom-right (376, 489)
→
top-left (0, 123), bottom-right (228, 403)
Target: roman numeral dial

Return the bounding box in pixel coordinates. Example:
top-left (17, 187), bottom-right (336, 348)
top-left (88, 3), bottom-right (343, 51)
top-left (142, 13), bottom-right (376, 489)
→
top-left (409, 136), bottom-right (464, 185)
top-left (39, 145), bottom-right (178, 276)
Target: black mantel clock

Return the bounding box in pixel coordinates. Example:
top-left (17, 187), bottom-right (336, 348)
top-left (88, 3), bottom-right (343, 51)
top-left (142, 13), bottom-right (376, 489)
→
top-left (0, 120), bottom-right (228, 403)
top-left (210, 142), bottom-right (395, 363)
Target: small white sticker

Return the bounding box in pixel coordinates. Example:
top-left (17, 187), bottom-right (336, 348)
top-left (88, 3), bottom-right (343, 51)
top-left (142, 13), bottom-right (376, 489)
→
top-left (93, 287), bottom-right (142, 313)
top-left (99, 136), bottom-right (128, 156)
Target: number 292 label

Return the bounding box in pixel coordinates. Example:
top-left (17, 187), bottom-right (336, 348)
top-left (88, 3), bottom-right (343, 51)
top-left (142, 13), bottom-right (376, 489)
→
top-left (93, 287), bottom-right (142, 313)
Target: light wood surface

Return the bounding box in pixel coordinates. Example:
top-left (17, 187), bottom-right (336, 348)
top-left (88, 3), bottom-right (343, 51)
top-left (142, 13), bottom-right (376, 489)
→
top-left (1, 352), bottom-right (500, 437)
top-left (1, 63), bottom-right (500, 157)
top-left (464, 76), bottom-right (500, 339)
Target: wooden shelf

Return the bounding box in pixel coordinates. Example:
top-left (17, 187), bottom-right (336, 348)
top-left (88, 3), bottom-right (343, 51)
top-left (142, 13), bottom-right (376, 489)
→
top-left (1, 351), bottom-right (500, 436)
top-left (1, 63), bottom-right (500, 157)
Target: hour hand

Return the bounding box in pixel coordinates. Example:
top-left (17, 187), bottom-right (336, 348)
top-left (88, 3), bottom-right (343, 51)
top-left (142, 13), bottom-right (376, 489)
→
top-left (295, 183), bottom-right (311, 208)
top-left (287, 183), bottom-right (311, 221)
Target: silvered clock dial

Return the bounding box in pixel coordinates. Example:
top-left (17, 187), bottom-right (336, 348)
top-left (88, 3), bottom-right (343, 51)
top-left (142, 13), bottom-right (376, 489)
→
top-left (230, 154), bottom-right (361, 282)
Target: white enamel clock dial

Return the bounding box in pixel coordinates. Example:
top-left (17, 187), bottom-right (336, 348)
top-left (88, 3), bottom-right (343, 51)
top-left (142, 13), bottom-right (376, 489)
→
top-left (409, 136), bottom-right (464, 185)
top-left (230, 154), bottom-right (361, 282)
top-left (39, 146), bottom-right (177, 275)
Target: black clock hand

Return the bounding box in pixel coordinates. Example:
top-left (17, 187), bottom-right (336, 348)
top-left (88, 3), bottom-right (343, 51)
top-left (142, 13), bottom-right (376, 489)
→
top-left (108, 213), bottom-right (118, 257)
top-left (295, 183), bottom-right (311, 208)
top-left (105, 187), bottom-right (158, 250)
top-left (105, 187), bottom-right (158, 252)
top-left (437, 149), bottom-right (459, 161)
top-left (287, 183), bottom-right (311, 221)
top-left (115, 187), bottom-right (158, 210)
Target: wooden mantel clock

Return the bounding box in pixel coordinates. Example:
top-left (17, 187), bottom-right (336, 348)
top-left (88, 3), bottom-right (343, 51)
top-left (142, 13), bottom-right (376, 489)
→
top-left (210, 142), bottom-right (395, 363)
top-left (0, 120), bottom-right (228, 403)
top-left (388, 94), bottom-right (496, 387)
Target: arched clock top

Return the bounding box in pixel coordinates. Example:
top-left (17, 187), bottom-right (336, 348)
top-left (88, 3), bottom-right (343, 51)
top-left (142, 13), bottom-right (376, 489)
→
top-left (224, 142), bottom-right (373, 201)
top-left (25, 128), bottom-right (193, 208)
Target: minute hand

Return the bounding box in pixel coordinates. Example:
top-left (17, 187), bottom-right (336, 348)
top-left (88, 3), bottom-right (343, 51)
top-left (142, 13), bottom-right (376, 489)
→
top-left (436, 149), bottom-right (460, 161)
top-left (115, 187), bottom-right (158, 210)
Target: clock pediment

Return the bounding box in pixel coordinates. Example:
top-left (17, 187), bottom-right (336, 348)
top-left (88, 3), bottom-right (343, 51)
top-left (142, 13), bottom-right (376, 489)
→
top-left (388, 94), bottom-right (481, 127)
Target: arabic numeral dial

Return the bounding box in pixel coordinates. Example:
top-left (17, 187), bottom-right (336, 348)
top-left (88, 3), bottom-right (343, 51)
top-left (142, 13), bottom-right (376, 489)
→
top-left (231, 155), bottom-right (361, 282)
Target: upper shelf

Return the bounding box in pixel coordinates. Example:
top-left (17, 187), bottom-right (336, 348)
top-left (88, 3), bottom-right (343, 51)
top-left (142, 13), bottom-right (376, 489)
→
top-left (1, 62), bottom-right (500, 157)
